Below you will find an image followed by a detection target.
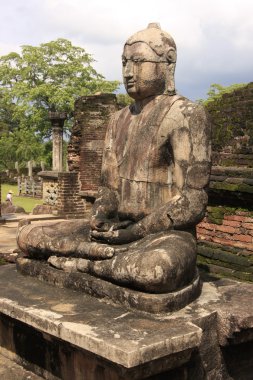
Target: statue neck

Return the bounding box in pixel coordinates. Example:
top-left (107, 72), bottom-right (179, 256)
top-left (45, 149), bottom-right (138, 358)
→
top-left (133, 94), bottom-right (165, 113)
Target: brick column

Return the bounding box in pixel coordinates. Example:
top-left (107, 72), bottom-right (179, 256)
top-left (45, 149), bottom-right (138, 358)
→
top-left (68, 94), bottom-right (119, 194)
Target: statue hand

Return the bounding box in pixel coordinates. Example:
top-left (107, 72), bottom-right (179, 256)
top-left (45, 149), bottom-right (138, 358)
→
top-left (90, 218), bottom-right (133, 232)
top-left (90, 223), bottom-right (142, 244)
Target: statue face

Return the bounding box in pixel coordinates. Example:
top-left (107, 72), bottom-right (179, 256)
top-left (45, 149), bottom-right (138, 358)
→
top-left (122, 42), bottom-right (167, 100)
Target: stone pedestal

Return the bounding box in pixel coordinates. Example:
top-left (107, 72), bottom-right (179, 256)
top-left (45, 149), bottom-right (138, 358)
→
top-left (16, 258), bottom-right (201, 314)
top-left (0, 265), bottom-right (252, 380)
top-left (38, 171), bottom-right (86, 218)
top-left (38, 171), bottom-right (59, 207)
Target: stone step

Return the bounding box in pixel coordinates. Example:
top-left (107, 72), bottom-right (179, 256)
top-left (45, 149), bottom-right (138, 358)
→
top-left (0, 352), bottom-right (43, 380)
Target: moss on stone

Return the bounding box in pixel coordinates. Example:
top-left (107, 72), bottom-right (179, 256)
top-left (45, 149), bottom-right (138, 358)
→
top-left (0, 258), bottom-right (7, 266)
top-left (210, 181), bottom-right (253, 193)
top-left (197, 256), bottom-right (253, 282)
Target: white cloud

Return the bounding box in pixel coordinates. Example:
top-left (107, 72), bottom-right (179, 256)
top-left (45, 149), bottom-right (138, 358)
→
top-left (0, 0), bottom-right (252, 99)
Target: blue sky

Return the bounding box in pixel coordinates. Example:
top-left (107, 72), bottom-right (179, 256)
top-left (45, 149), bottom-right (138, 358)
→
top-left (0, 0), bottom-right (252, 100)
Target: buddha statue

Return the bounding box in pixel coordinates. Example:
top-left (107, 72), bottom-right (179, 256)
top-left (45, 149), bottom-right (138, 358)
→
top-left (17, 23), bottom-right (211, 294)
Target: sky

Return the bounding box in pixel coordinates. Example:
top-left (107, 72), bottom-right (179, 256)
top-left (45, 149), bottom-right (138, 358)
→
top-left (0, 0), bottom-right (252, 100)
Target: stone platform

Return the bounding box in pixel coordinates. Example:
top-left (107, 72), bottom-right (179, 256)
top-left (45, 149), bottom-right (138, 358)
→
top-left (0, 265), bottom-right (252, 379)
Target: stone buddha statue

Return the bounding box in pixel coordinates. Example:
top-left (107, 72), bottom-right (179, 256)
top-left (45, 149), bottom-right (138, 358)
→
top-left (17, 23), bottom-right (211, 295)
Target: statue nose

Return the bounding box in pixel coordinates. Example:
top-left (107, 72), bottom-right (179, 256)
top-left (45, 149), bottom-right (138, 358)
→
top-left (124, 61), bottom-right (134, 77)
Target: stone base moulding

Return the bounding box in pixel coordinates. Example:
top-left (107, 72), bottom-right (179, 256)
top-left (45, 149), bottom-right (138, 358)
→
top-left (16, 258), bottom-right (202, 314)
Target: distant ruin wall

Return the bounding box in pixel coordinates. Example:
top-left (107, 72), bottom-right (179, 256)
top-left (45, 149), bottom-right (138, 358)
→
top-left (198, 83), bottom-right (253, 281)
top-left (206, 82), bottom-right (253, 166)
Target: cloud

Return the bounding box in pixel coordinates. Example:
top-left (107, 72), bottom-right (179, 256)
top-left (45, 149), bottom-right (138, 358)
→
top-left (0, 0), bottom-right (252, 99)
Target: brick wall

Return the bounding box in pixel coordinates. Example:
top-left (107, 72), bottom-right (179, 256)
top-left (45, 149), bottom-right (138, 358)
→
top-left (57, 172), bottom-right (85, 218)
top-left (197, 208), bottom-right (253, 282)
top-left (68, 94), bottom-right (119, 195)
top-left (196, 83), bottom-right (253, 281)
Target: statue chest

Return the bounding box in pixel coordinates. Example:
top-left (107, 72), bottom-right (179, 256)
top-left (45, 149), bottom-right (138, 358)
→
top-left (115, 113), bottom-right (173, 185)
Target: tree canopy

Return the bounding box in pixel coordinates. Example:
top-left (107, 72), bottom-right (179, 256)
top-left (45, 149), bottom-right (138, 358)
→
top-left (0, 38), bottom-right (119, 138)
top-left (0, 38), bottom-right (120, 171)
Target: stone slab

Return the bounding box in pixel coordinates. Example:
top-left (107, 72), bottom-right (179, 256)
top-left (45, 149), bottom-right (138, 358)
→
top-left (16, 258), bottom-right (202, 314)
top-left (0, 266), bottom-right (253, 378)
top-left (0, 265), bottom-right (202, 369)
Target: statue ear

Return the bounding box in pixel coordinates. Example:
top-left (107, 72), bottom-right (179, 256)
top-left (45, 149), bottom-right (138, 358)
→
top-left (166, 48), bottom-right (177, 63)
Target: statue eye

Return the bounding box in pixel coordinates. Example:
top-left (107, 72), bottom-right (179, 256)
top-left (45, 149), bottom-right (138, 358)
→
top-left (122, 57), bottom-right (127, 66)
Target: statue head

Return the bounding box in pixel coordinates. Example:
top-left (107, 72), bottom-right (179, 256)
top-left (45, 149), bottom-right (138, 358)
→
top-left (122, 23), bottom-right (177, 100)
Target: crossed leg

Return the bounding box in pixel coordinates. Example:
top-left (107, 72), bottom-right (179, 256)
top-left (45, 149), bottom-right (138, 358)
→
top-left (47, 230), bottom-right (196, 293)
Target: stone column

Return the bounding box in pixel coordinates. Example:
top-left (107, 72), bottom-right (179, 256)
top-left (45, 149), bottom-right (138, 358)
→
top-left (49, 112), bottom-right (67, 172)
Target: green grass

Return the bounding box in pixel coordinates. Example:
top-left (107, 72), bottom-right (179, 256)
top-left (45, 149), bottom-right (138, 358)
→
top-left (1, 183), bottom-right (43, 213)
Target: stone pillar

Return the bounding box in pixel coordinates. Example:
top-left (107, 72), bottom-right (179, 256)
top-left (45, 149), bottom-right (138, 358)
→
top-left (49, 112), bottom-right (67, 172)
top-left (27, 160), bottom-right (34, 179)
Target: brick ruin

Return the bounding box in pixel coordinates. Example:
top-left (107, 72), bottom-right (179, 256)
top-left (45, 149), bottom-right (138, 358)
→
top-left (67, 93), bottom-right (119, 211)
top-left (197, 82), bottom-right (253, 281)
top-left (67, 84), bottom-right (253, 282)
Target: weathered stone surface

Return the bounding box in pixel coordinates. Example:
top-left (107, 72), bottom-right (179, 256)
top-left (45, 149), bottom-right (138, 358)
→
top-left (49, 111), bottom-right (66, 172)
top-left (0, 265), bottom-right (253, 379)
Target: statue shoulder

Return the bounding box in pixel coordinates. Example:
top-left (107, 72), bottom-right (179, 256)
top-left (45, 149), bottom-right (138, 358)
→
top-left (108, 105), bottom-right (131, 126)
top-left (163, 97), bottom-right (210, 127)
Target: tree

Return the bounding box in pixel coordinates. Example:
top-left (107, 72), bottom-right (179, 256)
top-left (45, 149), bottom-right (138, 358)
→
top-left (0, 38), bottom-right (119, 137)
top-left (0, 127), bottom-right (44, 171)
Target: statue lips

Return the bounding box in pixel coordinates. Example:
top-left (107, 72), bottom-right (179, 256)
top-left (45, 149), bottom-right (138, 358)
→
top-left (126, 80), bottom-right (135, 88)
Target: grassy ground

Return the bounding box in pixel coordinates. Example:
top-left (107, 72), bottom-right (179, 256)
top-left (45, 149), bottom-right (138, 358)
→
top-left (1, 183), bottom-right (43, 213)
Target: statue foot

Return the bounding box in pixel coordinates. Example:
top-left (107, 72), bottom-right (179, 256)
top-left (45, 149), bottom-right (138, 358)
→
top-left (48, 256), bottom-right (89, 273)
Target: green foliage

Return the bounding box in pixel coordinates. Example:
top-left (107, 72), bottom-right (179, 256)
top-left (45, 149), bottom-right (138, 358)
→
top-left (0, 127), bottom-right (44, 170)
top-left (116, 93), bottom-right (134, 107)
top-left (0, 38), bottom-right (120, 137)
top-left (0, 38), bottom-right (120, 170)
top-left (201, 83), bottom-right (247, 105)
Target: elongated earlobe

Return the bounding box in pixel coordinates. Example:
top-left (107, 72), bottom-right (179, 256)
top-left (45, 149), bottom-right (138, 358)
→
top-left (166, 48), bottom-right (177, 95)
top-left (167, 62), bottom-right (176, 95)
